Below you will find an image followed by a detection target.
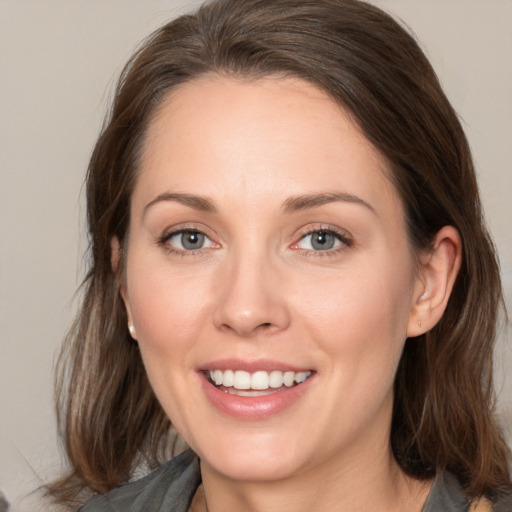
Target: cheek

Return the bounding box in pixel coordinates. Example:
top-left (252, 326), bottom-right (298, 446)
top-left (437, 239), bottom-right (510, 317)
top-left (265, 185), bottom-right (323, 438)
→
top-left (124, 263), bottom-right (213, 421)
top-left (126, 260), bottom-right (212, 357)
top-left (309, 265), bottom-right (411, 321)
top-left (295, 252), bottom-right (414, 363)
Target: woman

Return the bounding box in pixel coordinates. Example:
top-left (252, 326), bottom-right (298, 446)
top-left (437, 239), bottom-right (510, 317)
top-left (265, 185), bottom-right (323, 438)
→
top-left (48, 0), bottom-right (511, 510)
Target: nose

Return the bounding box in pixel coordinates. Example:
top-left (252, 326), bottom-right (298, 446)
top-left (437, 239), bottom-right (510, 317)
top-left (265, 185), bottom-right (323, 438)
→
top-left (212, 248), bottom-right (291, 338)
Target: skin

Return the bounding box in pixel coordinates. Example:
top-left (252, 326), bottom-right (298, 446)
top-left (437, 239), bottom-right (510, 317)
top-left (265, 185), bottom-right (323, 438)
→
top-left (119, 76), bottom-right (461, 512)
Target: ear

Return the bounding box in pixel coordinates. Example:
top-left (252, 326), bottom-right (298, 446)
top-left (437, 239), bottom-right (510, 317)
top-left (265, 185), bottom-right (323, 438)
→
top-left (407, 226), bottom-right (462, 337)
top-left (111, 237), bottom-right (137, 339)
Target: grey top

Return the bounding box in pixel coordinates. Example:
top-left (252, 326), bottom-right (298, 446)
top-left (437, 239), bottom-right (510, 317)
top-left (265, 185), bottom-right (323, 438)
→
top-left (79, 450), bottom-right (201, 512)
top-left (79, 450), bottom-right (512, 511)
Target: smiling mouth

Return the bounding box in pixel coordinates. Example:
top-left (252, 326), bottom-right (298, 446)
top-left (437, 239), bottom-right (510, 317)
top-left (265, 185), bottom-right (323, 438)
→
top-left (205, 369), bottom-right (313, 396)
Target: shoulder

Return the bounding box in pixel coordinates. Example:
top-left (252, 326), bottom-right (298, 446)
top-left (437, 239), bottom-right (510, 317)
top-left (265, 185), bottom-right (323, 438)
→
top-left (423, 472), bottom-right (512, 512)
top-left (78, 449), bottom-right (201, 512)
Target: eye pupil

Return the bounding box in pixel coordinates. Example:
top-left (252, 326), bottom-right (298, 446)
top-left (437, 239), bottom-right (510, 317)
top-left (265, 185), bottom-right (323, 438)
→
top-left (311, 231), bottom-right (335, 251)
top-left (181, 231), bottom-right (205, 250)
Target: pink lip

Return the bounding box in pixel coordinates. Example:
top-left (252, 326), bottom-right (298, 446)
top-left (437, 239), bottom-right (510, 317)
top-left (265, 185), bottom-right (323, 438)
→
top-left (197, 360), bottom-right (315, 419)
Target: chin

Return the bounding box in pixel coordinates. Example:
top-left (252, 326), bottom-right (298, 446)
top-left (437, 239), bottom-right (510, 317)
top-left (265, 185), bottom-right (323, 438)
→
top-left (192, 429), bottom-right (313, 482)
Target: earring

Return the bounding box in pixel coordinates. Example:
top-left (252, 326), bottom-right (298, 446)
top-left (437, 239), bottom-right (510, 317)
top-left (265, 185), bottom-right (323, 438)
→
top-left (128, 325), bottom-right (136, 337)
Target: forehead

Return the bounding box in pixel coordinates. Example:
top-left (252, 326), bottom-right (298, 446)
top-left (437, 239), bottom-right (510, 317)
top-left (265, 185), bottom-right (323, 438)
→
top-left (135, 75), bottom-right (402, 219)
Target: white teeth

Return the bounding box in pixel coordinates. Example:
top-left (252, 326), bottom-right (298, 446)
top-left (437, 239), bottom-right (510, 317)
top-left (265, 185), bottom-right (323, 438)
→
top-left (234, 370), bottom-right (251, 390)
top-left (251, 371), bottom-right (269, 390)
top-left (223, 369), bottom-right (234, 387)
top-left (295, 371), bottom-right (309, 384)
top-left (213, 369), bottom-right (223, 386)
top-left (283, 371), bottom-right (295, 387)
top-left (207, 369), bottom-right (312, 390)
top-left (269, 370), bottom-right (284, 388)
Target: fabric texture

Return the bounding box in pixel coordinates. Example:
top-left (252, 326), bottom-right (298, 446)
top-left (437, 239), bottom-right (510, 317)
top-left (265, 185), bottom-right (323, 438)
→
top-left (422, 471), bottom-right (512, 512)
top-left (422, 472), bottom-right (471, 512)
top-left (78, 450), bottom-right (511, 511)
top-left (78, 450), bottom-right (200, 512)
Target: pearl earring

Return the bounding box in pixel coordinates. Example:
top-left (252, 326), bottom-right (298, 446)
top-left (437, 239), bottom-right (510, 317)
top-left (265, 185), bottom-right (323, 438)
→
top-left (128, 325), bottom-right (136, 337)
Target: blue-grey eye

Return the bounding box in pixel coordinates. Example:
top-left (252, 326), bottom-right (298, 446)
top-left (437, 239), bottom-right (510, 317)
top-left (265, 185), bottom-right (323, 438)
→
top-left (181, 231), bottom-right (205, 249)
top-left (297, 230), bottom-right (342, 251)
top-left (167, 230), bottom-right (213, 250)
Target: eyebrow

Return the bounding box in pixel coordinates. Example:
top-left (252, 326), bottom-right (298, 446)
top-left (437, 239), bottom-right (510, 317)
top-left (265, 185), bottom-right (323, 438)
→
top-left (144, 192), bottom-right (217, 214)
top-left (143, 190), bottom-right (376, 216)
top-left (282, 192), bottom-right (377, 215)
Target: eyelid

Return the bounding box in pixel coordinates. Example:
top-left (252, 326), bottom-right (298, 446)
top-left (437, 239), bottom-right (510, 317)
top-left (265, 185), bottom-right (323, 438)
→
top-left (290, 224), bottom-right (353, 251)
top-left (156, 222), bottom-right (352, 257)
top-left (158, 224), bottom-right (220, 254)
top-left (159, 221), bottom-right (215, 238)
top-left (167, 230), bottom-right (214, 248)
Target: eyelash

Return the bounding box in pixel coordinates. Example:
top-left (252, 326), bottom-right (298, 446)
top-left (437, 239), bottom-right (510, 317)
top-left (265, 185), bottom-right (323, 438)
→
top-left (157, 225), bottom-right (353, 258)
top-left (158, 225), bottom-right (217, 257)
top-left (292, 225), bottom-right (353, 258)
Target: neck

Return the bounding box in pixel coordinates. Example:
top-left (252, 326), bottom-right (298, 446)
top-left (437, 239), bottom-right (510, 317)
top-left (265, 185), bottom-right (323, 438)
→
top-left (198, 444), bottom-right (431, 512)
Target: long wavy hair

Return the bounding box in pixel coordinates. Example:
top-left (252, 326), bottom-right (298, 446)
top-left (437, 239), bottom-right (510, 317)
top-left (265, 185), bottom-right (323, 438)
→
top-left (48, 0), bottom-right (510, 507)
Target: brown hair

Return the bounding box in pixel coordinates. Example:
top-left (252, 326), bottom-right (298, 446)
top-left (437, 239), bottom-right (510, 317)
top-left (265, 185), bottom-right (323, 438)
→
top-left (49, 0), bottom-right (510, 507)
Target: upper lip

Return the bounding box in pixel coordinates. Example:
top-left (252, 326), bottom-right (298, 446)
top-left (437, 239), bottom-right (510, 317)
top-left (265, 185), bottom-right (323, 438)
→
top-left (199, 359), bottom-right (313, 373)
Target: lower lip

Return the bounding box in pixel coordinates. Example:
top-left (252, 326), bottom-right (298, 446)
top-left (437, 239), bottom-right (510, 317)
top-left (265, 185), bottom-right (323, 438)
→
top-left (199, 373), bottom-right (315, 419)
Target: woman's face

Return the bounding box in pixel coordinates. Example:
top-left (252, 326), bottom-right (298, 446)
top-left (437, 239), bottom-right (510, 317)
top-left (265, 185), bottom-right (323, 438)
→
top-left (122, 76), bottom-right (422, 482)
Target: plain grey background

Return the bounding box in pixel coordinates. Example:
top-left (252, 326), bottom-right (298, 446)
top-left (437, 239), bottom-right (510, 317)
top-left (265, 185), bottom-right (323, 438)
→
top-left (1, 1), bottom-right (511, 510)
